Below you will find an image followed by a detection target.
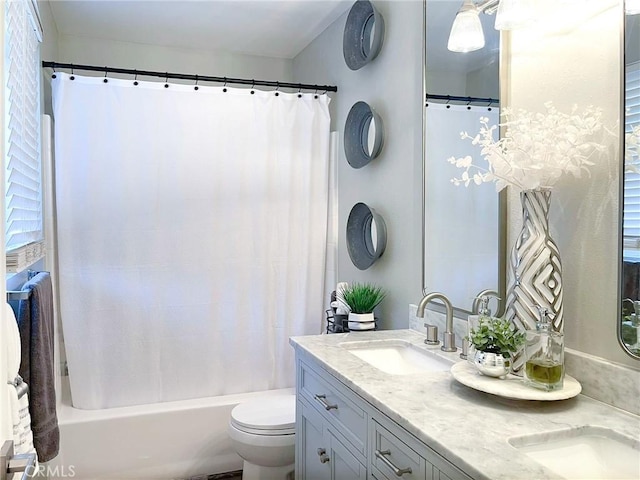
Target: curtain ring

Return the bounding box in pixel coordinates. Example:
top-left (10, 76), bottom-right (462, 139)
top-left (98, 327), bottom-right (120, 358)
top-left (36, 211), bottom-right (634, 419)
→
top-left (314, 87), bottom-right (318, 99)
top-left (51, 64), bottom-right (57, 79)
top-left (466, 98), bottom-right (472, 110)
top-left (194, 74), bottom-right (199, 91)
top-left (133, 70), bottom-right (139, 86)
top-left (297, 86), bottom-right (302, 98)
top-left (164, 72), bottom-right (169, 88)
top-left (103, 67), bottom-right (108, 83)
top-left (250, 80), bottom-right (255, 95)
top-left (275, 82), bottom-right (280, 96)
top-left (223, 77), bottom-right (227, 92)
top-left (70, 66), bottom-right (75, 81)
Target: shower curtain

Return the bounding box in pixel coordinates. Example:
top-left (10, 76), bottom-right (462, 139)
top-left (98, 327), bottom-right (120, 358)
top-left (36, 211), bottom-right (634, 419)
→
top-left (424, 103), bottom-right (500, 309)
top-left (51, 73), bottom-right (331, 409)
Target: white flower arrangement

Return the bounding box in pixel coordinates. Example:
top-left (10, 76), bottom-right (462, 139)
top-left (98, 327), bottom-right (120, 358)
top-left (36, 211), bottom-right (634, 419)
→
top-left (448, 102), bottom-right (608, 191)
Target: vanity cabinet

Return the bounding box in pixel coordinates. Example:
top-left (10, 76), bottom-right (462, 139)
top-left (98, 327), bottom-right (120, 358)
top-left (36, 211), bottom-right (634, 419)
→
top-left (296, 398), bottom-right (367, 480)
top-left (371, 411), bottom-right (472, 480)
top-left (295, 354), bottom-right (472, 480)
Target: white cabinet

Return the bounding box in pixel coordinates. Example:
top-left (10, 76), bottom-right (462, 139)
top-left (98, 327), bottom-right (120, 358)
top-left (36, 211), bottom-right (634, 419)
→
top-left (295, 354), bottom-right (473, 480)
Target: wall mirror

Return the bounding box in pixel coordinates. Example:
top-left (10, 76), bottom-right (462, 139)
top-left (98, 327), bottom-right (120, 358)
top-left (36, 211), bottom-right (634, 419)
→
top-left (345, 101), bottom-right (385, 168)
top-left (423, 0), bottom-right (506, 316)
top-left (347, 202), bottom-right (387, 270)
top-left (620, 2), bottom-right (640, 359)
top-left (343, 0), bottom-right (386, 70)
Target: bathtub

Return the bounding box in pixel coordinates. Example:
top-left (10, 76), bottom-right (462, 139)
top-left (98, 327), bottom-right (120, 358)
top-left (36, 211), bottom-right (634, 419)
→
top-left (46, 380), bottom-right (294, 479)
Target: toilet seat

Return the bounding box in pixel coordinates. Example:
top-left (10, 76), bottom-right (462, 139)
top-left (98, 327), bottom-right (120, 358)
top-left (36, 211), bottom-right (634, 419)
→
top-left (230, 395), bottom-right (296, 436)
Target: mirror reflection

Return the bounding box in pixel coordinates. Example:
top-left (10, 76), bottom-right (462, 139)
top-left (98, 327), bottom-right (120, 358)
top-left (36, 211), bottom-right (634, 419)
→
top-left (621, 3), bottom-right (640, 357)
top-left (423, 0), bottom-right (503, 314)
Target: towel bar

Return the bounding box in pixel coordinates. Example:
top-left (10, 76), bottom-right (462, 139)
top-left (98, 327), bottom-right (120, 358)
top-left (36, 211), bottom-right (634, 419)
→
top-left (0, 441), bottom-right (36, 480)
top-left (6, 290), bottom-right (30, 301)
top-left (8, 376), bottom-right (29, 400)
top-left (6, 270), bottom-right (49, 301)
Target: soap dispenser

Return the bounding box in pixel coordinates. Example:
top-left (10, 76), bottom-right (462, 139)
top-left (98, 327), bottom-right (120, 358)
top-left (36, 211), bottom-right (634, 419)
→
top-left (524, 306), bottom-right (564, 391)
top-left (466, 296), bottom-right (492, 364)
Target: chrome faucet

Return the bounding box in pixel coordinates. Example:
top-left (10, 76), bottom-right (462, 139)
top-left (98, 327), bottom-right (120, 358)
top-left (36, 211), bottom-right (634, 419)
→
top-left (416, 291), bottom-right (457, 352)
top-left (471, 289), bottom-right (500, 315)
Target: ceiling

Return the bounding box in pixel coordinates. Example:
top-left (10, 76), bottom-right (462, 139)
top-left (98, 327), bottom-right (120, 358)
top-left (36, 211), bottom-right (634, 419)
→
top-left (47, 0), bottom-right (353, 59)
top-left (47, 0), bottom-right (500, 68)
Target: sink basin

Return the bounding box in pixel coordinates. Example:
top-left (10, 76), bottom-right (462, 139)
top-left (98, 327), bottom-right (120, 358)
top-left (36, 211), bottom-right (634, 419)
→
top-left (509, 426), bottom-right (640, 479)
top-left (339, 339), bottom-right (453, 375)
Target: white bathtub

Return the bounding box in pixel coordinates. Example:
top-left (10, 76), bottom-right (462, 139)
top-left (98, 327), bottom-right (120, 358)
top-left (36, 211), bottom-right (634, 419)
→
top-left (47, 381), bottom-right (294, 479)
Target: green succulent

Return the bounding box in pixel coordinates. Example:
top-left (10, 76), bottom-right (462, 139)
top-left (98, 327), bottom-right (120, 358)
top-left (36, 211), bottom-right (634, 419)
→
top-left (467, 316), bottom-right (525, 358)
top-left (340, 282), bottom-right (387, 314)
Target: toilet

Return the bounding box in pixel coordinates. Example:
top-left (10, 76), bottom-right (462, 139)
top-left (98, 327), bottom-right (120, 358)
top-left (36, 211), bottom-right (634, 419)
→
top-left (228, 395), bottom-right (296, 480)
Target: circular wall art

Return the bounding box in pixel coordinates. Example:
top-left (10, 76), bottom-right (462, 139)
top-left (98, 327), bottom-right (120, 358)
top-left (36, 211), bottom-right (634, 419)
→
top-left (346, 202), bottom-right (387, 270)
top-left (343, 0), bottom-right (385, 71)
top-left (344, 101), bottom-right (384, 169)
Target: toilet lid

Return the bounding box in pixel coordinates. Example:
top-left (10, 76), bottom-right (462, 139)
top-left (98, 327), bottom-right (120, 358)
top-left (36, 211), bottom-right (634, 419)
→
top-left (230, 395), bottom-right (296, 434)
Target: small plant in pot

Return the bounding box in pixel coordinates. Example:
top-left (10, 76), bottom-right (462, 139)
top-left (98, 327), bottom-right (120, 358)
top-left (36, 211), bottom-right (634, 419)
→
top-left (467, 317), bottom-right (525, 378)
top-left (339, 282), bottom-right (386, 331)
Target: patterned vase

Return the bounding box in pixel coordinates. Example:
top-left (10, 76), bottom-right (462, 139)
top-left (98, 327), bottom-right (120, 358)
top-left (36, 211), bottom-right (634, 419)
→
top-left (506, 189), bottom-right (564, 374)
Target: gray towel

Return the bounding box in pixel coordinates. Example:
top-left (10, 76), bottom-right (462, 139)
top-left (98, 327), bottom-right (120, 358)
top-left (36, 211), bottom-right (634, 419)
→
top-left (17, 272), bottom-right (59, 462)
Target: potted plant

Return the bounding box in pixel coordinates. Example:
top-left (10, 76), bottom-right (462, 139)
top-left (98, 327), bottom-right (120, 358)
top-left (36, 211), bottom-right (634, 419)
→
top-left (339, 282), bottom-right (386, 331)
top-left (467, 317), bottom-right (525, 378)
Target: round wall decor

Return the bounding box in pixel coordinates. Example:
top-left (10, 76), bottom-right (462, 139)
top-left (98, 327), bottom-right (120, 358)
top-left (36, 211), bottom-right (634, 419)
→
top-left (346, 202), bottom-right (387, 270)
top-left (343, 0), bottom-right (385, 71)
top-left (344, 101), bottom-right (384, 169)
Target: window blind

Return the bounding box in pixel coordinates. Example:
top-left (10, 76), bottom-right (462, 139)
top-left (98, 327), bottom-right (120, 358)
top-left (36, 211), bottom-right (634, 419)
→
top-left (4, 0), bottom-right (43, 254)
top-left (624, 61), bottom-right (640, 241)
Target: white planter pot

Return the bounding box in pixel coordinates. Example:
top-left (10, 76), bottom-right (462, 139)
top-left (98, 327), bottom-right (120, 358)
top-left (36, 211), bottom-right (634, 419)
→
top-left (348, 321), bottom-right (375, 331)
top-left (348, 312), bottom-right (374, 323)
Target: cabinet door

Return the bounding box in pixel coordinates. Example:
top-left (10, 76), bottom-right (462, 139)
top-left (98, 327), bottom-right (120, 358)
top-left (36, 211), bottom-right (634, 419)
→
top-left (296, 400), bottom-right (330, 480)
top-left (371, 420), bottom-right (426, 480)
top-left (431, 463), bottom-right (471, 480)
top-left (328, 430), bottom-right (367, 480)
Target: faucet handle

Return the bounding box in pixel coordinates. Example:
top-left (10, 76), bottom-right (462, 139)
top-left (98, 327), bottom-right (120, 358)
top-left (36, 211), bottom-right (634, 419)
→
top-left (423, 324), bottom-right (439, 345)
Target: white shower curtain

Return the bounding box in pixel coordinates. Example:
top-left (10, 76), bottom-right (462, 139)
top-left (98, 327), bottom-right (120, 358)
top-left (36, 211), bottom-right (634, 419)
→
top-left (52, 73), bottom-right (331, 409)
top-left (424, 103), bottom-right (500, 310)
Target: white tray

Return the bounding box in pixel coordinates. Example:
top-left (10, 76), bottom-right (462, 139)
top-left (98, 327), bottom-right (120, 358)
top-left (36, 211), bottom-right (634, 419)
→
top-left (450, 361), bottom-right (581, 401)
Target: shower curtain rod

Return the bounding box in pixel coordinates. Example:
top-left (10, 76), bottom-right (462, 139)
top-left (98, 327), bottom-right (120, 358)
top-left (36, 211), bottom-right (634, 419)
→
top-left (426, 93), bottom-right (499, 106)
top-left (42, 61), bottom-right (338, 93)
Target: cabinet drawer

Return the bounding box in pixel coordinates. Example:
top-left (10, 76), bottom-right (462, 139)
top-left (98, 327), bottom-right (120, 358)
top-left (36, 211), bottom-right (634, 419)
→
top-left (299, 361), bottom-right (367, 456)
top-left (371, 421), bottom-right (426, 480)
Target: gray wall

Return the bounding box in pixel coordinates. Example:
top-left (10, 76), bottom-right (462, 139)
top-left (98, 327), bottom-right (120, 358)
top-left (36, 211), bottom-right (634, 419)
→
top-left (53, 34), bottom-right (293, 83)
top-left (292, 1), bottom-right (424, 329)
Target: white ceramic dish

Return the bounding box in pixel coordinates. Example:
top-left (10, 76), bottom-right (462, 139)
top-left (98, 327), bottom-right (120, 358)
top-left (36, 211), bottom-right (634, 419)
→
top-left (450, 361), bottom-right (581, 401)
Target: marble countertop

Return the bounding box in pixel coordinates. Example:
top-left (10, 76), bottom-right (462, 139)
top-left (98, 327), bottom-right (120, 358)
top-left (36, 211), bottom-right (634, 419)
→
top-left (289, 329), bottom-right (640, 480)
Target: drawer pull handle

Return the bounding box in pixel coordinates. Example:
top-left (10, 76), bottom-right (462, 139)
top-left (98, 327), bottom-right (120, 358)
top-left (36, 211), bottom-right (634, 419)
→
top-left (317, 448), bottom-right (330, 464)
top-left (375, 449), bottom-right (413, 477)
top-left (314, 394), bottom-right (338, 411)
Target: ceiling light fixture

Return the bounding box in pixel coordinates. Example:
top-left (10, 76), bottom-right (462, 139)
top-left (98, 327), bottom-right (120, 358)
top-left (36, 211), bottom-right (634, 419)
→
top-left (447, 0), bottom-right (533, 53)
top-left (447, 0), bottom-right (485, 53)
top-left (626, 0), bottom-right (640, 15)
top-left (494, 0), bottom-right (534, 30)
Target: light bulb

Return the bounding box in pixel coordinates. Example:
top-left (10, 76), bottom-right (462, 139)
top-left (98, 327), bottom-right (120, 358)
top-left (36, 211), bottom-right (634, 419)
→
top-left (448, 0), bottom-right (485, 53)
